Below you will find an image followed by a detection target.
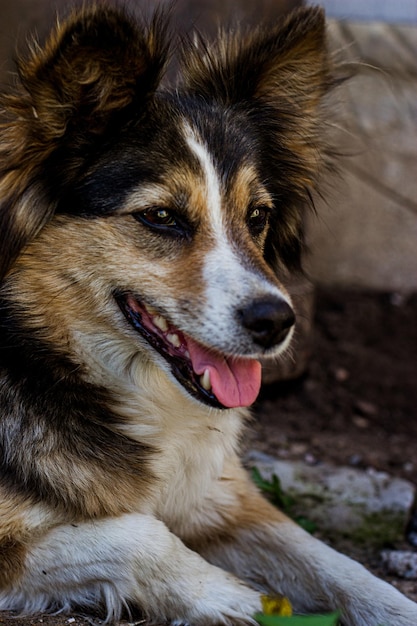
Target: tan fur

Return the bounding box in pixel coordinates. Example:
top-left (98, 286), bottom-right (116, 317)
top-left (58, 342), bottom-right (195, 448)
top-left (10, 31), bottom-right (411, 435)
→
top-left (0, 495), bottom-right (28, 587)
top-left (0, 492), bottom-right (58, 587)
top-left (0, 539), bottom-right (26, 588)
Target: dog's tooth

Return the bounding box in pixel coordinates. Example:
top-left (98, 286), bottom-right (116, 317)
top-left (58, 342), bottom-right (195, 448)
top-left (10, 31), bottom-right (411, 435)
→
top-left (145, 304), bottom-right (158, 316)
top-left (154, 315), bottom-right (169, 332)
top-left (200, 369), bottom-right (211, 391)
top-left (167, 333), bottom-right (181, 348)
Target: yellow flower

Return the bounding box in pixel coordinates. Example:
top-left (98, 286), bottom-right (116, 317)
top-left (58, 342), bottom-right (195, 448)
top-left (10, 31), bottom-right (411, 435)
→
top-left (261, 594), bottom-right (293, 617)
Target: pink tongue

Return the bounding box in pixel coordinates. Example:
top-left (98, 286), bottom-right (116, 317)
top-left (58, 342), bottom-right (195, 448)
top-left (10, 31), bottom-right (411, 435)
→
top-left (187, 339), bottom-right (262, 408)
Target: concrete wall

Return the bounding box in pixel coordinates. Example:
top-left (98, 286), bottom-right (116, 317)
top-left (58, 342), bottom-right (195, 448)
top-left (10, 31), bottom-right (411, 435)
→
top-left (305, 19), bottom-right (417, 293)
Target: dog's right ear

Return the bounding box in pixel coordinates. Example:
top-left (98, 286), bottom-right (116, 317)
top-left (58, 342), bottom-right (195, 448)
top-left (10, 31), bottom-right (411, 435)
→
top-left (0, 6), bottom-right (170, 281)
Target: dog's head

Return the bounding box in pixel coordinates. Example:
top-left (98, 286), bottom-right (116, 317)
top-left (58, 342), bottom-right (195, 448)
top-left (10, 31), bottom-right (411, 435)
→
top-left (0, 5), bottom-right (334, 410)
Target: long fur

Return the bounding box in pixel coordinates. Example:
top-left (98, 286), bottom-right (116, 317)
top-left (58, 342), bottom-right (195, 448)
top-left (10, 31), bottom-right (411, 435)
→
top-left (0, 5), bottom-right (416, 626)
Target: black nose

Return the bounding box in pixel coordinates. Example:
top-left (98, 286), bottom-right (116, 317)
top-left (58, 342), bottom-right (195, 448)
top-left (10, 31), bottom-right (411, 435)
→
top-left (238, 297), bottom-right (295, 349)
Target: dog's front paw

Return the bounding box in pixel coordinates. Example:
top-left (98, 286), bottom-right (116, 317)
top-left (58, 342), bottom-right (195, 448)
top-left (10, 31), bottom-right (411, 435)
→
top-left (164, 568), bottom-right (261, 625)
top-left (195, 577), bottom-right (261, 625)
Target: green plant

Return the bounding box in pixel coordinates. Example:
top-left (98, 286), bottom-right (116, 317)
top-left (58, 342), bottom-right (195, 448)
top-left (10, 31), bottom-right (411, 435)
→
top-left (251, 467), bottom-right (317, 534)
top-left (254, 612), bottom-right (340, 625)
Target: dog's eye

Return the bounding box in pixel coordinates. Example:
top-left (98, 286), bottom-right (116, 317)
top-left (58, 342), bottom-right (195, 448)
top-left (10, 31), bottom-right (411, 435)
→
top-left (247, 205), bottom-right (270, 236)
top-left (141, 208), bottom-right (177, 226)
top-left (133, 207), bottom-right (190, 238)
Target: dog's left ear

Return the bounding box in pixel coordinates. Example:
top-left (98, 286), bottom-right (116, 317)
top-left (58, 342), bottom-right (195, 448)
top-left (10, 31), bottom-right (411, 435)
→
top-left (0, 6), bottom-right (170, 281)
top-left (181, 7), bottom-right (337, 271)
top-left (181, 6), bottom-right (331, 107)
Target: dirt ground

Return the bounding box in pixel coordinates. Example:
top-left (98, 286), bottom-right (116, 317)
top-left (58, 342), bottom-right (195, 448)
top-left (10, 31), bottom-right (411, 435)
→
top-left (1, 287), bottom-right (416, 625)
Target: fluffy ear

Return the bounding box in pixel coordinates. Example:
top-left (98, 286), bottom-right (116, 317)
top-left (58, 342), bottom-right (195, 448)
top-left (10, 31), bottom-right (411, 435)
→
top-left (181, 7), bottom-right (331, 107)
top-left (17, 6), bottom-right (170, 139)
top-left (0, 6), bottom-right (170, 281)
top-left (180, 7), bottom-right (336, 271)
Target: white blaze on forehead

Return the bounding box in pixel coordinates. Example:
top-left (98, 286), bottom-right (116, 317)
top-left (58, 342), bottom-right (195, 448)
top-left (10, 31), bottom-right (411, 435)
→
top-left (183, 123), bottom-right (224, 232)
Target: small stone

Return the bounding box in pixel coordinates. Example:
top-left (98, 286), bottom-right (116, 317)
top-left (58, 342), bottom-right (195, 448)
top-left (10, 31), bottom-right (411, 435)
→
top-left (381, 550), bottom-right (417, 580)
top-left (352, 415), bottom-right (370, 429)
top-left (355, 399), bottom-right (378, 416)
top-left (334, 367), bottom-right (350, 382)
top-left (304, 452), bottom-right (318, 465)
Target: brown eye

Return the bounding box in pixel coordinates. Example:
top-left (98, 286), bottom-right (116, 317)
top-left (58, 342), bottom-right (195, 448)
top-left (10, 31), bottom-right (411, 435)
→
top-left (141, 208), bottom-right (177, 227)
top-left (133, 207), bottom-right (191, 239)
top-left (248, 205), bottom-right (269, 236)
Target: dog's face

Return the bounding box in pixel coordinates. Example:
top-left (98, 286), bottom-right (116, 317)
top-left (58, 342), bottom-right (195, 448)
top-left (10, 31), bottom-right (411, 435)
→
top-left (0, 6), bottom-right (333, 410)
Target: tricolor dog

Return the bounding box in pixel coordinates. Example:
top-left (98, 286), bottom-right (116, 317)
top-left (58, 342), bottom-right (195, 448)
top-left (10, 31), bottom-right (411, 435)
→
top-left (0, 4), bottom-right (416, 625)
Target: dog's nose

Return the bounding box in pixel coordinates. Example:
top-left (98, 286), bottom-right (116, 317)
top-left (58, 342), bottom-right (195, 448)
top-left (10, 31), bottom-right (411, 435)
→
top-left (239, 297), bottom-right (295, 349)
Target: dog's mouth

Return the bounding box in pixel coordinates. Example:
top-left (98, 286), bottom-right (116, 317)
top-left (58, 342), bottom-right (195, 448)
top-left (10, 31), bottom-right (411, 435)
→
top-left (115, 293), bottom-right (262, 410)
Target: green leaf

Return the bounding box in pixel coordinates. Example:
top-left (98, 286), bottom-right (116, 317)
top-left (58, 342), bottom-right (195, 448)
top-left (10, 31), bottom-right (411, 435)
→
top-left (294, 515), bottom-right (317, 534)
top-left (251, 467), bottom-right (294, 511)
top-left (251, 467), bottom-right (317, 534)
top-left (254, 612), bottom-right (340, 626)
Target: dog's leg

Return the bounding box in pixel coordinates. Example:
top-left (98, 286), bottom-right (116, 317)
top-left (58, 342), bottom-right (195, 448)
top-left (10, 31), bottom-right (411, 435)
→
top-left (0, 512), bottom-right (261, 624)
top-left (191, 461), bottom-right (417, 626)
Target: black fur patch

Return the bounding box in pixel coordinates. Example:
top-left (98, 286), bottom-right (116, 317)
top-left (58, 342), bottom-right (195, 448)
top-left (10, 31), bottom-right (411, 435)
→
top-left (0, 298), bottom-right (153, 517)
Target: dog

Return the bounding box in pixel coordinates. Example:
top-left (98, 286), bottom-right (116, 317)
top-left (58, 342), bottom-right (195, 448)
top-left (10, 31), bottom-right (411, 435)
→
top-left (0, 4), bottom-right (416, 625)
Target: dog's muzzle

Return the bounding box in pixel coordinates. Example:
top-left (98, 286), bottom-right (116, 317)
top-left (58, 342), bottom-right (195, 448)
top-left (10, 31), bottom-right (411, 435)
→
top-left (115, 291), bottom-right (294, 410)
